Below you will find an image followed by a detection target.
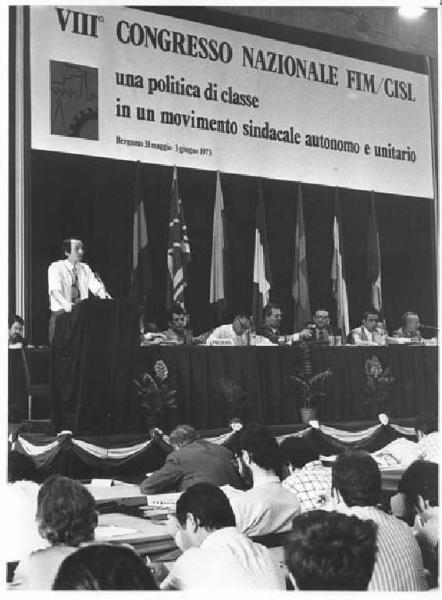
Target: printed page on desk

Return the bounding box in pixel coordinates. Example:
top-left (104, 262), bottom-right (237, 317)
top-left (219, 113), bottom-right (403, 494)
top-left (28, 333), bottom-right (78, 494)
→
top-left (95, 525), bottom-right (138, 538)
top-left (146, 492), bottom-right (181, 507)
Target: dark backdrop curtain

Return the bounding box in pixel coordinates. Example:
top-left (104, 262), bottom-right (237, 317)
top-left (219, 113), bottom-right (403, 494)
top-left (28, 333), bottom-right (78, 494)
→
top-left (31, 150), bottom-right (436, 345)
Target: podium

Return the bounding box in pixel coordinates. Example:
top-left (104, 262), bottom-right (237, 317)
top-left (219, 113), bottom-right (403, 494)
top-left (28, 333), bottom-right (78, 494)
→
top-left (51, 298), bottom-right (139, 434)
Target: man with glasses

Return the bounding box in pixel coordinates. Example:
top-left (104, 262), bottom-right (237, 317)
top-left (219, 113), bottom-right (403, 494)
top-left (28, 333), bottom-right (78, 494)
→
top-left (47, 238), bottom-right (111, 344)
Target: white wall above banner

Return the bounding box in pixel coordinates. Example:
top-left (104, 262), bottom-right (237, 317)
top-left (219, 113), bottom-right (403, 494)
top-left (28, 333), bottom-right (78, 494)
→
top-left (30, 6), bottom-right (434, 198)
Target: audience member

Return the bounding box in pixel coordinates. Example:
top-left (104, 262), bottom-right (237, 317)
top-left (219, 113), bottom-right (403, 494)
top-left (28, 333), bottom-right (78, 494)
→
top-left (8, 315), bottom-right (25, 347)
top-left (161, 483), bottom-right (285, 590)
top-left (391, 460), bottom-right (439, 586)
top-left (329, 450), bottom-right (428, 591)
top-left (6, 452), bottom-right (48, 565)
top-left (53, 544), bottom-right (158, 590)
top-left (281, 436), bottom-right (332, 511)
top-left (258, 302), bottom-right (311, 344)
top-left (11, 475), bottom-right (97, 590)
top-left (224, 423), bottom-right (301, 536)
top-left (285, 510), bottom-right (378, 590)
top-left (351, 310), bottom-right (383, 345)
top-left (140, 424), bottom-right (243, 494)
top-left (415, 411), bottom-right (439, 463)
top-left (393, 311), bottom-right (422, 341)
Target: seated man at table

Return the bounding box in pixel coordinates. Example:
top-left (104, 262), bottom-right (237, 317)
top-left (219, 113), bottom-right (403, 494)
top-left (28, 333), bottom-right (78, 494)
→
top-left (327, 450), bottom-right (428, 591)
top-left (8, 315), bottom-right (26, 348)
top-left (351, 310), bottom-right (383, 345)
top-left (285, 510), bottom-right (378, 590)
top-left (161, 483), bottom-right (285, 590)
top-left (258, 302), bottom-right (311, 345)
top-left (139, 425), bottom-right (243, 494)
top-left (223, 423), bottom-right (301, 536)
top-left (392, 311), bottom-right (422, 341)
top-left (159, 304), bottom-right (188, 343)
top-left (280, 436), bottom-right (332, 512)
top-left (206, 313), bottom-right (272, 346)
top-left (306, 308), bottom-right (334, 342)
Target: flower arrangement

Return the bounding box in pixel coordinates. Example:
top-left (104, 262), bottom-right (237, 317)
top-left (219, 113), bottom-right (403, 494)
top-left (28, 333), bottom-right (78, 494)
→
top-left (364, 356), bottom-right (395, 412)
top-left (134, 360), bottom-right (177, 428)
top-left (290, 369), bottom-right (333, 410)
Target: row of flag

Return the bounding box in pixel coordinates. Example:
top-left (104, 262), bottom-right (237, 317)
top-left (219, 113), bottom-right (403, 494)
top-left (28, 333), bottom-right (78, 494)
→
top-left (130, 162), bottom-right (383, 337)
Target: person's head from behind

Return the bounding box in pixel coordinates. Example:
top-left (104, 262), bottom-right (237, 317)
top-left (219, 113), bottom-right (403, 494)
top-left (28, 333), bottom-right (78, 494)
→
top-left (397, 460), bottom-right (439, 526)
top-left (332, 450), bottom-right (381, 508)
top-left (263, 303), bottom-right (282, 329)
top-left (362, 310), bottom-right (379, 332)
top-left (285, 510), bottom-right (378, 590)
top-left (8, 450), bottom-right (38, 483)
top-left (232, 313), bottom-right (251, 336)
top-left (280, 436), bottom-right (319, 473)
top-left (415, 411), bottom-right (438, 439)
top-left (175, 483), bottom-right (236, 549)
top-left (313, 309), bottom-right (330, 331)
top-left (37, 475), bottom-right (97, 546)
top-left (9, 315), bottom-right (24, 343)
top-left (402, 311), bottom-right (420, 335)
top-left (63, 238), bottom-right (84, 264)
top-left (167, 303), bottom-right (187, 333)
top-left (169, 424), bottom-right (199, 451)
top-left (52, 544), bottom-right (158, 590)
top-left (240, 422), bottom-right (283, 480)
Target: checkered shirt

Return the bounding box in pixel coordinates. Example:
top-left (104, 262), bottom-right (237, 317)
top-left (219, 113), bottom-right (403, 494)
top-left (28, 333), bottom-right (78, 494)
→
top-left (282, 460), bottom-right (332, 512)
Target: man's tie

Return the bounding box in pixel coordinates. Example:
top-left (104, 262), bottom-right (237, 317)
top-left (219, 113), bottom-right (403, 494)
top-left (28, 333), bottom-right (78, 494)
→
top-left (71, 265), bottom-right (81, 304)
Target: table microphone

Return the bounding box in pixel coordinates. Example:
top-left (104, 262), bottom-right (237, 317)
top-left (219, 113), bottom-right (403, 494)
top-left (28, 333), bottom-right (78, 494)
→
top-left (419, 325), bottom-right (439, 330)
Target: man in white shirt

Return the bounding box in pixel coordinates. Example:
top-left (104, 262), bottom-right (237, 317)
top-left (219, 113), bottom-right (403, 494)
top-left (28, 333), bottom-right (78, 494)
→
top-left (206, 314), bottom-right (273, 346)
top-left (161, 482), bottom-right (285, 590)
top-left (351, 310), bottom-right (383, 345)
top-left (223, 423), bottom-right (301, 536)
top-left (47, 238), bottom-right (111, 343)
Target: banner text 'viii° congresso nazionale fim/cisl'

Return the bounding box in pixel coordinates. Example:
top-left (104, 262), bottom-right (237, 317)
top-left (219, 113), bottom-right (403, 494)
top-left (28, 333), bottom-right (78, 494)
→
top-left (30, 5), bottom-right (434, 198)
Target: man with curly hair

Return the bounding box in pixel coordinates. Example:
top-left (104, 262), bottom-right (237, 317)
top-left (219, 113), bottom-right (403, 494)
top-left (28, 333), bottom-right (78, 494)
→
top-left (11, 475), bottom-right (97, 590)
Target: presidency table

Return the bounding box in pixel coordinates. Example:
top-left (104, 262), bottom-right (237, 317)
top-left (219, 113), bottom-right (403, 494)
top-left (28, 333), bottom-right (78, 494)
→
top-left (9, 345), bottom-right (437, 431)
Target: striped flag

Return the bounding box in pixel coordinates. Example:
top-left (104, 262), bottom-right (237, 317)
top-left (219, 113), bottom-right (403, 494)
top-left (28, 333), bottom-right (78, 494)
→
top-left (292, 183), bottom-right (311, 330)
top-left (129, 161), bottom-right (152, 305)
top-left (210, 171), bottom-right (229, 322)
top-left (252, 182), bottom-right (272, 326)
top-left (166, 166), bottom-right (191, 309)
top-left (367, 191), bottom-right (382, 313)
top-left (331, 188), bottom-right (350, 338)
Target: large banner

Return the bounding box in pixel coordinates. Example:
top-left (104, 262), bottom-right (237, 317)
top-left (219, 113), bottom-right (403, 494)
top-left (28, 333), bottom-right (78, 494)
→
top-left (30, 6), bottom-right (434, 198)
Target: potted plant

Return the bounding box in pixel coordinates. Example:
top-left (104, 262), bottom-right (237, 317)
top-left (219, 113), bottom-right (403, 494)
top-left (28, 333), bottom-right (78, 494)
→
top-left (290, 369), bottom-right (333, 424)
top-left (364, 356), bottom-right (395, 417)
top-left (133, 359), bottom-right (178, 431)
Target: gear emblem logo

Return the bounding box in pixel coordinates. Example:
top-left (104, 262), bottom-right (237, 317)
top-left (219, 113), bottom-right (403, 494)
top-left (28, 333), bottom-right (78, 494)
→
top-left (51, 60), bottom-right (99, 140)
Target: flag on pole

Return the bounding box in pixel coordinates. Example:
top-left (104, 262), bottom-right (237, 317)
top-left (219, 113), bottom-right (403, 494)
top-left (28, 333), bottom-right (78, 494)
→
top-left (331, 188), bottom-right (350, 338)
top-left (292, 183), bottom-right (311, 330)
top-left (166, 166), bottom-right (191, 309)
top-left (210, 171), bottom-right (229, 322)
top-left (252, 182), bottom-right (272, 326)
top-left (129, 161), bottom-right (152, 305)
top-left (367, 191), bottom-right (382, 313)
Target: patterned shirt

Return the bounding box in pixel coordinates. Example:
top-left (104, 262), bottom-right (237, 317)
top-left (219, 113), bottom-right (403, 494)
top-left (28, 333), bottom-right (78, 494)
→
top-left (336, 504), bottom-right (428, 591)
top-left (417, 431), bottom-right (440, 463)
top-left (282, 460), bottom-right (332, 512)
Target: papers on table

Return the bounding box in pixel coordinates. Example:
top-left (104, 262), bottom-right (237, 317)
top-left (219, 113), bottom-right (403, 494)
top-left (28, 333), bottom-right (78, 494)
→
top-left (95, 525), bottom-right (138, 538)
top-left (146, 492), bottom-right (181, 509)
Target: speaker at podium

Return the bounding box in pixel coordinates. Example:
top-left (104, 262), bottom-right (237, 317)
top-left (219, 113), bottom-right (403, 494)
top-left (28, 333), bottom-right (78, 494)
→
top-left (51, 298), bottom-right (139, 435)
